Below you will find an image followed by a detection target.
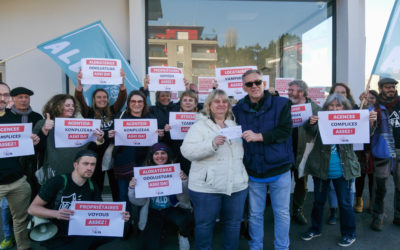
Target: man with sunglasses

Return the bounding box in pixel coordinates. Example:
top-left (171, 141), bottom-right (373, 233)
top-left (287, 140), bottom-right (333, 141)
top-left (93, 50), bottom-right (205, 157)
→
top-left (233, 70), bottom-right (294, 250)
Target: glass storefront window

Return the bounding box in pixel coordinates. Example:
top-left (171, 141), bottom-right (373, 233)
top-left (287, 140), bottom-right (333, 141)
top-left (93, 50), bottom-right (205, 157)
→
top-left (146, 0), bottom-right (334, 89)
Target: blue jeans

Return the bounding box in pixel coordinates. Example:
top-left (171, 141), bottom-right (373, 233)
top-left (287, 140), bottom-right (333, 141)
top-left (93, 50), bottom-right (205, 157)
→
top-left (309, 177), bottom-right (356, 238)
top-left (189, 188), bottom-right (248, 250)
top-left (117, 179), bottom-right (132, 222)
top-left (248, 170), bottom-right (291, 250)
top-left (1, 197), bottom-right (13, 239)
top-left (328, 181), bottom-right (355, 208)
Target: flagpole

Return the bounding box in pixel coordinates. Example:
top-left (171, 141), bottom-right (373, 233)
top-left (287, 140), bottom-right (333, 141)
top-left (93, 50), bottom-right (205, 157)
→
top-left (0, 47), bottom-right (36, 64)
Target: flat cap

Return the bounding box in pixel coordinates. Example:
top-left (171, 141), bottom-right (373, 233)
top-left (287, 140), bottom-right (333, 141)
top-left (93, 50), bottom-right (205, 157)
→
top-left (378, 78), bottom-right (398, 88)
top-left (10, 87), bottom-right (34, 97)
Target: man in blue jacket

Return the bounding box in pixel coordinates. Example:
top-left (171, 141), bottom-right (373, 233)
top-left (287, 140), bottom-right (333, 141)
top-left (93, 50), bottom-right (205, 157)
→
top-left (233, 70), bottom-right (294, 250)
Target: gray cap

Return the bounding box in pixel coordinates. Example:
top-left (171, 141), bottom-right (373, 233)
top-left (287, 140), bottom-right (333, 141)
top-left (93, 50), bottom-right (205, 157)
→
top-left (378, 77), bottom-right (398, 88)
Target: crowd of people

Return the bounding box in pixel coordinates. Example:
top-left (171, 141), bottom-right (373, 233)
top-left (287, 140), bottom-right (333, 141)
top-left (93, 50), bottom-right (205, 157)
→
top-left (0, 68), bottom-right (399, 250)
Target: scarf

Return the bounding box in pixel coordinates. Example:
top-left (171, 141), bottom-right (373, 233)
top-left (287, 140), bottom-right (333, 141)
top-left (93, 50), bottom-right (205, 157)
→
top-left (11, 105), bottom-right (32, 123)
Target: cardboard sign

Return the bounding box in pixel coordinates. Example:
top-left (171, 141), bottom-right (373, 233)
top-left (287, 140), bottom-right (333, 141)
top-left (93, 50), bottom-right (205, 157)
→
top-left (291, 103), bottom-right (313, 128)
top-left (54, 118), bottom-right (101, 148)
top-left (114, 119), bottom-right (158, 146)
top-left (220, 126), bottom-right (242, 140)
top-left (198, 77), bottom-right (215, 103)
top-left (169, 112), bottom-right (196, 140)
top-left (133, 164), bottom-right (182, 198)
top-left (148, 66), bottom-right (186, 92)
top-left (308, 87), bottom-right (327, 107)
top-left (318, 110), bottom-right (370, 144)
top-left (275, 78), bottom-right (294, 98)
top-left (216, 66), bottom-right (257, 100)
top-left (68, 201), bottom-right (126, 237)
top-left (0, 123), bottom-right (34, 158)
top-left (81, 58), bottom-right (122, 85)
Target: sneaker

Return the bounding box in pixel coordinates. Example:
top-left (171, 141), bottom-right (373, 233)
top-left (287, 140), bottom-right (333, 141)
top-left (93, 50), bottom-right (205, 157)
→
top-left (337, 236), bottom-right (356, 247)
top-left (371, 218), bottom-right (384, 231)
top-left (0, 236), bottom-right (15, 250)
top-left (293, 209), bottom-right (308, 225)
top-left (178, 234), bottom-right (190, 250)
top-left (301, 231), bottom-right (321, 241)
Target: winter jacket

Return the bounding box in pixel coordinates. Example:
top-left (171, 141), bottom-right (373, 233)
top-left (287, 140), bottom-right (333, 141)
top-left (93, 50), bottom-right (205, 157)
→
top-left (180, 113), bottom-right (248, 195)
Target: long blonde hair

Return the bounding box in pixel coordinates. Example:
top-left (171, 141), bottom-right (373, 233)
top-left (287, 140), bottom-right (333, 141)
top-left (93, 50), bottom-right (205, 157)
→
top-left (201, 89), bottom-right (234, 121)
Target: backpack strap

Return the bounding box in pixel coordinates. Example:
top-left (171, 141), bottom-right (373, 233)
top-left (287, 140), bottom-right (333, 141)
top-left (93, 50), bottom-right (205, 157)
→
top-left (88, 178), bottom-right (94, 191)
top-left (61, 174), bottom-right (67, 189)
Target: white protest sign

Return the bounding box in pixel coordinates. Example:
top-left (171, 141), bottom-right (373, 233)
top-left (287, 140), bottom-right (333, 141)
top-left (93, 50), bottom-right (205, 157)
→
top-left (134, 163), bottom-right (182, 198)
top-left (114, 119), bottom-right (158, 146)
top-left (308, 87), bottom-right (326, 107)
top-left (68, 201), bottom-right (125, 237)
top-left (169, 112), bottom-right (196, 140)
top-left (318, 110), bottom-right (370, 144)
top-left (198, 77), bottom-right (215, 103)
top-left (220, 126), bottom-right (242, 140)
top-left (148, 66), bottom-right (186, 92)
top-left (263, 75), bottom-right (270, 89)
top-left (81, 58), bottom-right (122, 85)
top-left (275, 78), bottom-right (294, 98)
top-left (353, 143), bottom-right (364, 151)
top-left (216, 66), bottom-right (257, 100)
top-left (54, 118), bottom-right (101, 148)
top-left (0, 123), bottom-right (34, 158)
top-left (291, 103), bottom-right (313, 128)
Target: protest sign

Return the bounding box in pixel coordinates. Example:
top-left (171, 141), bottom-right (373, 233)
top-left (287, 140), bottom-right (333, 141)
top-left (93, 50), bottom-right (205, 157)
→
top-left (114, 119), bottom-right (158, 146)
top-left (275, 78), bottom-right (294, 98)
top-left (353, 143), bottom-right (364, 151)
top-left (318, 110), bottom-right (370, 144)
top-left (133, 163), bottom-right (182, 198)
top-left (198, 77), bottom-right (215, 103)
top-left (216, 66), bottom-right (257, 100)
top-left (308, 87), bottom-right (327, 107)
top-left (54, 118), bottom-right (101, 148)
top-left (291, 103), bottom-right (313, 127)
top-left (81, 58), bottom-right (122, 85)
top-left (262, 75), bottom-right (270, 89)
top-left (169, 112), bottom-right (196, 140)
top-left (68, 201), bottom-right (125, 237)
top-left (220, 126), bottom-right (242, 140)
top-left (148, 66), bottom-right (186, 92)
top-left (0, 123), bottom-right (33, 158)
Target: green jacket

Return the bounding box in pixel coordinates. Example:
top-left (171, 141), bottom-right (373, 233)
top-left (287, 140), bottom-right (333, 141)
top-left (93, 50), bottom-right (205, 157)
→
top-left (304, 121), bottom-right (360, 180)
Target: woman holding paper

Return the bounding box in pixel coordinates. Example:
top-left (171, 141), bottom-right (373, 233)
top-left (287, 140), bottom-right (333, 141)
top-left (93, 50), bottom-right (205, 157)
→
top-left (128, 142), bottom-right (193, 250)
top-left (74, 69), bottom-right (127, 201)
top-left (301, 93), bottom-right (377, 247)
top-left (33, 94), bottom-right (105, 178)
top-left (180, 89), bottom-right (248, 250)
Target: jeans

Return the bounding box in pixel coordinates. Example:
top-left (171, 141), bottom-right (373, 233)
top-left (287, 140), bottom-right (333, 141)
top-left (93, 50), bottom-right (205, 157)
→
top-left (248, 170), bottom-right (291, 250)
top-left (117, 179), bottom-right (132, 225)
top-left (1, 197), bottom-right (13, 239)
top-left (189, 188), bottom-right (248, 250)
top-left (328, 181), bottom-right (355, 208)
top-left (309, 177), bottom-right (356, 238)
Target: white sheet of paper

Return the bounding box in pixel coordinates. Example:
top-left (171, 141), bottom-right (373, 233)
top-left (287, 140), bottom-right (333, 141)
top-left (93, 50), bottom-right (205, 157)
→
top-left (134, 164), bottom-right (182, 198)
top-left (68, 201), bottom-right (126, 237)
top-left (353, 143), bottom-right (364, 151)
top-left (54, 118), bottom-right (101, 148)
top-left (220, 126), bottom-right (242, 140)
top-left (114, 119), bottom-right (158, 146)
top-left (148, 66), bottom-right (185, 92)
top-left (0, 123), bottom-right (34, 158)
top-left (169, 112), bottom-right (196, 140)
top-left (291, 103), bottom-right (313, 128)
top-left (215, 66), bottom-right (257, 100)
top-left (275, 78), bottom-right (294, 98)
top-left (318, 110), bottom-right (370, 144)
top-left (81, 58), bottom-right (122, 85)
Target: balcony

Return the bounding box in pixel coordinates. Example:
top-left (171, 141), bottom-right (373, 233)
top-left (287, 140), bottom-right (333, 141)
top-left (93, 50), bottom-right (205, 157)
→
top-left (192, 68), bottom-right (215, 76)
top-left (191, 52), bottom-right (217, 61)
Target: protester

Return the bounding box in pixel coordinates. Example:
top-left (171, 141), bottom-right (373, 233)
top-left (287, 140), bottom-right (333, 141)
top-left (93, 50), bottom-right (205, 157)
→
top-left (232, 70), bottom-right (293, 250)
top-left (33, 94), bottom-right (104, 177)
top-left (75, 70), bottom-right (127, 201)
top-left (181, 89), bottom-right (248, 250)
top-left (1, 198), bottom-right (14, 250)
top-left (369, 78), bottom-right (400, 231)
top-left (329, 83), bottom-right (358, 108)
top-left (301, 93), bottom-right (376, 247)
top-left (0, 82), bottom-right (39, 250)
top-left (165, 90), bottom-right (199, 175)
top-left (128, 143), bottom-right (192, 250)
top-left (28, 149), bottom-right (130, 249)
top-left (288, 80), bottom-right (321, 225)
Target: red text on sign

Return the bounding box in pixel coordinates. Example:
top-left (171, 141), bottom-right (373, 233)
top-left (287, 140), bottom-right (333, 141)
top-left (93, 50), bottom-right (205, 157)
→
top-left (85, 219), bottom-right (110, 226)
top-left (333, 128), bottom-right (355, 135)
top-left (148, 180), bottom-right (169, 188)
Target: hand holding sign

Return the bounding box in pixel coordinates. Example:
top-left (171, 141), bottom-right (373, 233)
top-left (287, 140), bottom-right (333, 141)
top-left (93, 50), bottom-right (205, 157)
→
top-left (242, 130), bottom-right (263, 142)
top-left (369, 111), bottom-right (377, 124)
top-left (56, 208), bottom-right (74, 221)
top-left (42, 113), bottom-right (54, 136)
top-left (309, 115), bottom-right (319, 125)
top-left (108, 129), bottom-right (116, 138)
top-left (93, 128), bottom-right (105, 143)
top-left (30, 134), bottom-right (40, 146)
top-left (214, 135), bottom-right (226, 146)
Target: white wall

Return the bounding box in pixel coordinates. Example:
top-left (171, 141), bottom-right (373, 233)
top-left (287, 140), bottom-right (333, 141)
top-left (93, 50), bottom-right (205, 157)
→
top-left (0, 0), bottom-right (130, 112)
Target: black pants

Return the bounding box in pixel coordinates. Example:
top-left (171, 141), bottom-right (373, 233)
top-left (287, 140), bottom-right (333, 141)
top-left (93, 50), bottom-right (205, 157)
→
top-left (42, 235), bottom-right (114, 250)
top-left (292, 168), bottom-right (308, 211)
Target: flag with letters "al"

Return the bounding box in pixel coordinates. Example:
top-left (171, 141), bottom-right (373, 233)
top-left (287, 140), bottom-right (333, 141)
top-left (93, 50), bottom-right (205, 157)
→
top-left (37, 21), bottom-right (142, 106)
top-left (371, 0), bottom-right (400, 79)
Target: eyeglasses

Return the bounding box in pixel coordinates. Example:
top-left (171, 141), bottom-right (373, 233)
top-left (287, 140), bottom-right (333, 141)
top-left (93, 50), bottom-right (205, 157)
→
top-left (244, 80), bottom-right (263, 88)
top-left (0, 93), bottom-right (10, 98)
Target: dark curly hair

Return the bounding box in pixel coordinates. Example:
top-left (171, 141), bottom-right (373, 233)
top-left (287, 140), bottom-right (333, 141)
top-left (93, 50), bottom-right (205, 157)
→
top-left (42, 94), bottom-right (80, 119)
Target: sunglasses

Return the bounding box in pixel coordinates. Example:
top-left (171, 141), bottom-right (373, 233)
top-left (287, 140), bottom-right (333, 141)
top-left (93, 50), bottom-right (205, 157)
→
top-left (244, 80), bottom-right (263, 88)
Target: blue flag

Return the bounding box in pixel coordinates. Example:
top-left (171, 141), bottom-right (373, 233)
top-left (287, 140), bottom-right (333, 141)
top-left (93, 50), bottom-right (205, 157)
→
top-left (372, 0), bottom-right (400, 79)
top-left (37, 21), bottom-right (142, 106)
